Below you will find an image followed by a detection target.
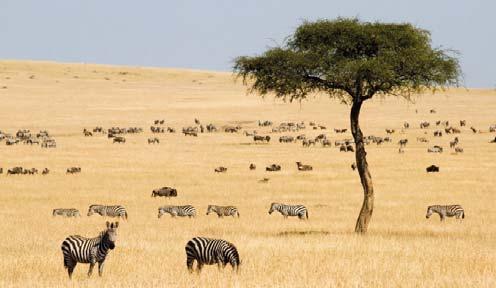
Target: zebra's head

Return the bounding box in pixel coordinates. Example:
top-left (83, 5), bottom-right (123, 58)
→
top-left (157, 206), bottom-right (169, 218)
top-left (87, 205), bottom-right (102, 216)
top-left (104, 221), bottom-right (119, 250)
top-left (268, 203), bottom-right (278, 214)
top-left (426, 206), bottom-right (433, 218)
top-left (206, 205), bottom-right (214, 215)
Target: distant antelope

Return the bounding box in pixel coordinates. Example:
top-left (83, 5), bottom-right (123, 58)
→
top-left (296, 162), bottom-right (312, 171)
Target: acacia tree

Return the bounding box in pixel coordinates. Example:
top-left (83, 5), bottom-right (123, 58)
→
top-left (234, 18), bottom-right (460, 233)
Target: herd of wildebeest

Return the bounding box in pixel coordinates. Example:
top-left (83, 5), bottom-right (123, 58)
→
top-left (2, 111), bottom-right (496, 278)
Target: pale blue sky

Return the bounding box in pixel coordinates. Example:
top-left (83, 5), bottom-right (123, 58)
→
top-left (1, 0), bottom-right (494, 87)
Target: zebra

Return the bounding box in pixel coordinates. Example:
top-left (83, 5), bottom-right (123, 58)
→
top-left (268, 203), bottom-right (308, 219)
top-left (53, 208), bottom-right (81, 217)
top-left (206, 205), bottom-right (240, 218)
top-left (426, 205), bottom-right (465, 221)
top-left (185, 237), bottom-right (240, 273)
top-left (61, 221), bottom-right (119, 279)
top-left (158, 205), bottom-right (196, 218)
top-left (87, 205), bottom-right (128, 220)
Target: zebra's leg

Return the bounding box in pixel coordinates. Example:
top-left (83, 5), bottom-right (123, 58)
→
top-left (67, 262), bottom-right (76, 279)
top-left (196, 262), bottom-right (203, 274)
top-left (440, 214), bottom-right (445, 222)
top-left (98, 261), bottom-right (105, 276)
top-left (88, 262), bottom-right (95, 277)
top-left (187, 258), bottom-right (194, 273)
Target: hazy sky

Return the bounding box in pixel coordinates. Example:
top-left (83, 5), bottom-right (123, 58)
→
top-left (1, 0), bottom-right (494, 87)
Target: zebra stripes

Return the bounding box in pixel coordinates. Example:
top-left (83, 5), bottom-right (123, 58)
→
top-left (268, 203), bottom-right (308, 219)
top-left (206, 205), bottom-right (240, 218)
top-left (53, 208), bottom-right (80, 217)
top-left (426, 205), bottom-right (465, 221)
top-left (185, 237), bottom-right (240, 273)
top-left (87, 205), bottom-right (128, 220)
top-left (61, 221), bottom-right (119, 279)
top-left (158, 205), bottom-right (196, 218)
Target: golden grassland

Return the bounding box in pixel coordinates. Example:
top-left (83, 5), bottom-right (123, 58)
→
top-left (0, 60), bottom-right (495, 287)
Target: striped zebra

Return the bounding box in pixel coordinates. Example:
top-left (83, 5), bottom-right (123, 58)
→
top-left (61, 222), bottom-right (119, 279)
top-left (268, 203), bottom-right (308, 219)
top-left (53, 208), bottom-right (81, 217)
top-left (206, 205), bottom-right (240, 218)
top-left (426, 205), bottom-right (465, 221)
top-left (185, 237), bottom-right (240, 273)
top-left (87, 205), bottom-right (128, 220)
top-left (158, 205), bottom-right (196, 218)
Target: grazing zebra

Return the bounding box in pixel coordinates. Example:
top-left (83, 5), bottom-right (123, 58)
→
top-left (426, 205), bottom-right (465, 221)
top-left (53, 208), bottom-right (81, 217)
top-left (87, 205), bottom-right (128, 220)
top-left (268, 203), bottom-right (308, 219)
top-left (185, 237), bottom-right (240, 273)
top-left (206, 205), bottom-right (240, 218)
top-left (158, 205), bottom-right (196, 218)
top-left (61, 221), bottom-right (119, 279)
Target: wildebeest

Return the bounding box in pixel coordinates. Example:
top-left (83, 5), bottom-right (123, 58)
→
top-left (42, 168), bottom-right (50, 175)
top-left (182, 127), bottom-right (198, 136)
top-left (398, 139), bottom-right (408, 147)
top-left (385, 129), bottom-right (395, 134)
top-left (460, 120), bottom-right (466, 127)
top-left (258, 120), bottom-right (272, 127)
top-left (296, 162), bottom-right (312, 171)
top-left (151, 187), bottom-right (178, 197)
top-left (214, 166), bottom-right (227, 173)
top-left (454, 147), bottom-right (464, 153)
top-left (470, 127), bottom-right (479, 133)
top-left (449, 137), bottom-right (459, 148)
top-left (148, 137), bottom-right (159, 144)
top-left (351, 163), bottom-right (357, 171)
top-left (279, 136), bottom-right (294, 143)
top-left (426, 165), bottom-right (439, 173)
top-left (224, 126), bottom-right (240, 133)
top-left (420, 121), bottom-right (430, 129)
top-left (266, 164), bottom-right (281, 172)
top-left (417, 137), bottom-right (429, 143)
top-left (334, 128), bottom-right (347, 133)
top-left (253, 135), bottom-right (270, 143)
top-left (83, 129), bottom-right (93, 137)
top-left (403, 122), bottom-right (410, 129)
top-left (113, 136), bottom-right (126, 143)
top-left (322, 139), bottom-right (331, 147)
top-left (434, 130), bottom-right (443, 137)
top-left (66, 167), bottom-right (81, 174)
top-left (302, 139), bottom-right (316, 147)
top-left (249, 163), bottom-right (256, 170)
top-left (427, 146), bottom-right (443, 153)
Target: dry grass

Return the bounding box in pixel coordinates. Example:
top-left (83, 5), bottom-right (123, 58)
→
top-left (0, 60), bottom-right (495, 287)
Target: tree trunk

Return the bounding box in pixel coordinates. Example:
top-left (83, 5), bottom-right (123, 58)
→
top-left (350, 99), bottom-right (374, 233)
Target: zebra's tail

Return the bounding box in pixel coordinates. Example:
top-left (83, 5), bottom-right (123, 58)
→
top-left (462, 211), bottom-right (465, 219)
top-left (306, 210), bottom-right (309, 219)
top-left (237, 211), bottom-right (240, 218)
top-left (125, 211), bottom-right (128, 220)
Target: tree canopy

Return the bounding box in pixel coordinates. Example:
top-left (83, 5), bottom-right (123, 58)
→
top-left (234, 18), bottom-right (460, 103)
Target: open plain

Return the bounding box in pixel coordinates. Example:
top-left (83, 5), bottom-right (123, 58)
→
top-left (0, 60), bottom-right (495, 287)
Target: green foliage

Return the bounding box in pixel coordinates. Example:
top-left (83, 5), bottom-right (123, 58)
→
top-left (234, 18), bottom-right (460, 103)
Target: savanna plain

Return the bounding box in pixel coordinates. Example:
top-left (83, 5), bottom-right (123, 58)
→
top-left (0, 61), bottom-right (495, 287)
